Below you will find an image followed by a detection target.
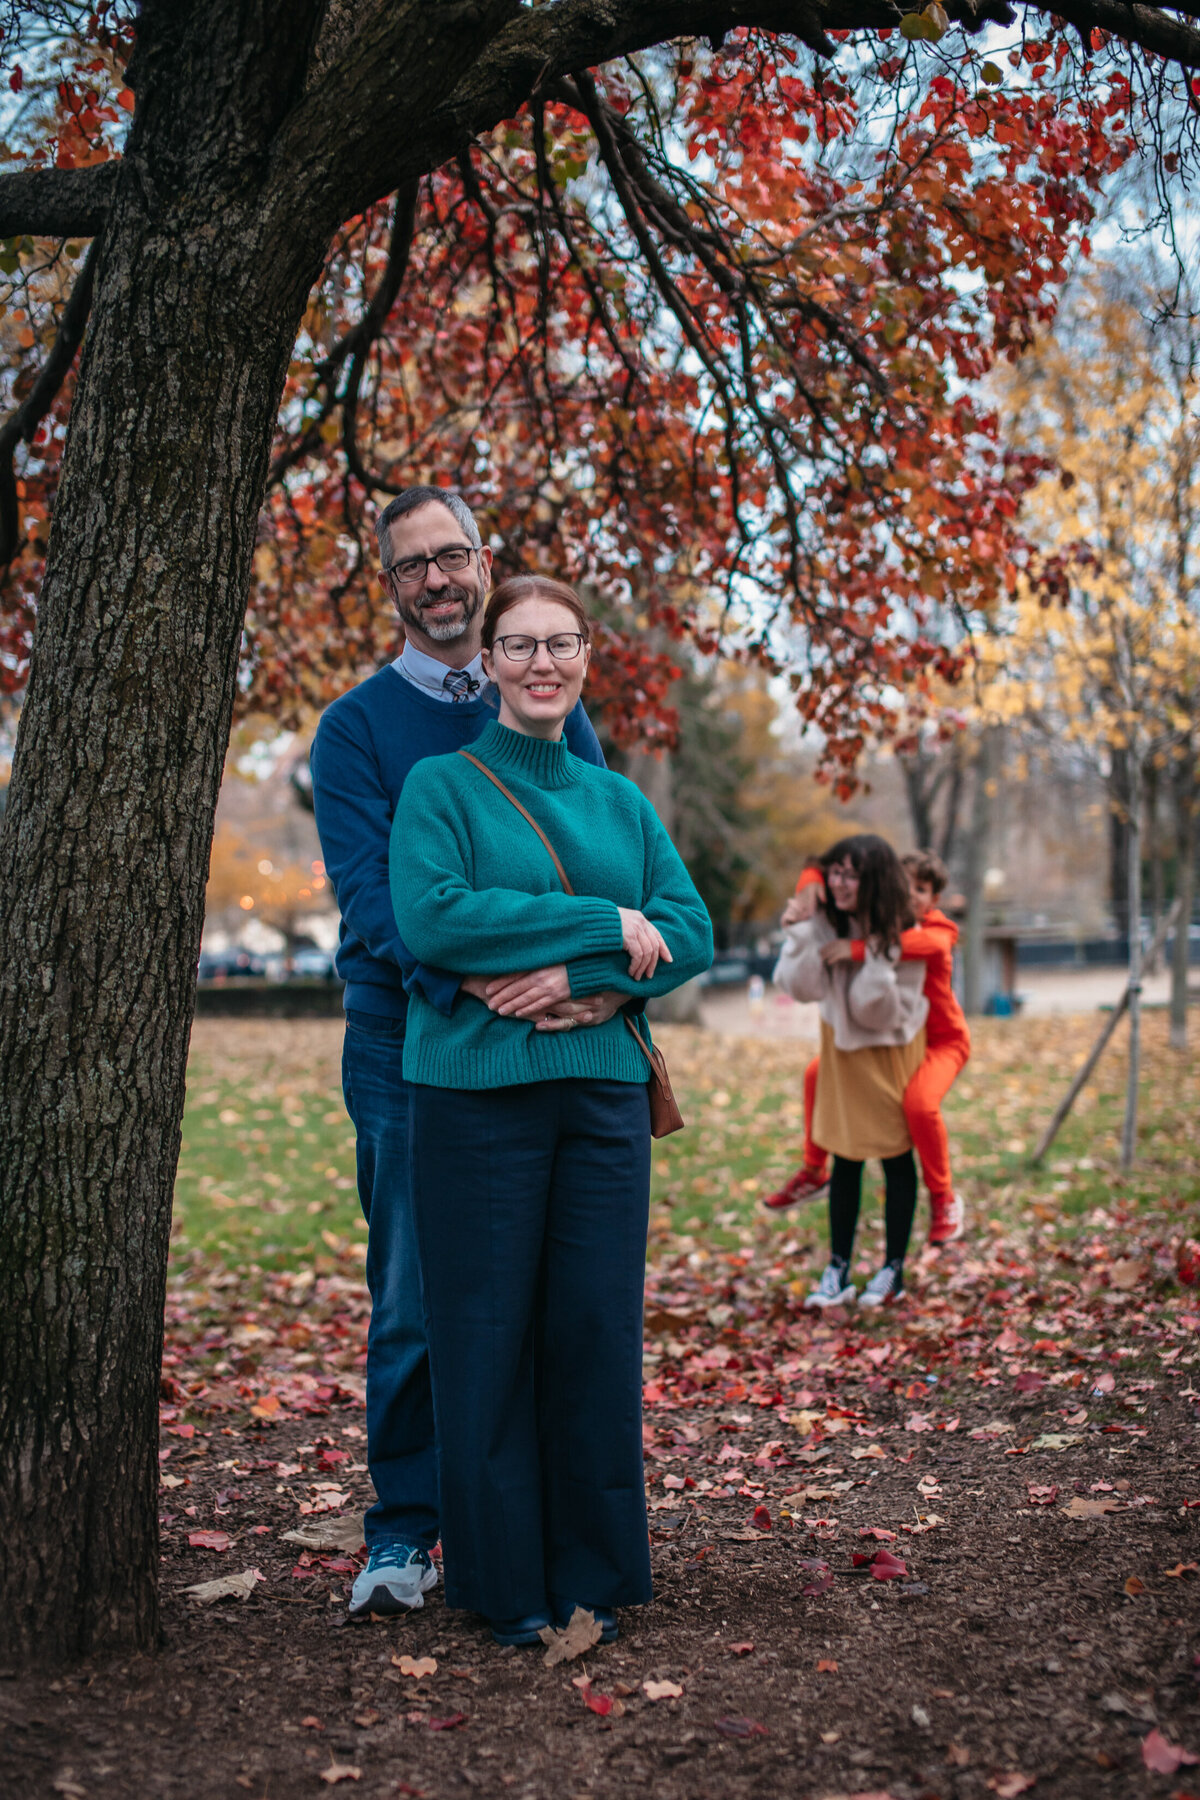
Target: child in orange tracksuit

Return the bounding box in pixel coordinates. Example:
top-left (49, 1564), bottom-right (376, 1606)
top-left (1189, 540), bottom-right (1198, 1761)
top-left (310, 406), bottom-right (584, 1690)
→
top-left (765, 850), bottom-right (969, 1245)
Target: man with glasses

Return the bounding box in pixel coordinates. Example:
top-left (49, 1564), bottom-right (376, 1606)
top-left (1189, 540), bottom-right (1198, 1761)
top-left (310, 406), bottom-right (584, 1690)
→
top-left (309, 487), bottom-right (618, 1620)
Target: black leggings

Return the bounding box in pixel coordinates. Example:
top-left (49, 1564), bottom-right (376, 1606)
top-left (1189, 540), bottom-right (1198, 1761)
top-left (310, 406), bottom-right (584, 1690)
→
top-left (829, 1152), bottom-right (917, 1269)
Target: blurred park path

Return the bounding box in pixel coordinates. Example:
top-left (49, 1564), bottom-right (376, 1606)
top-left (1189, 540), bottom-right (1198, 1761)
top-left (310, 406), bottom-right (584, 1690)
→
top-left (700, 962), bottom-right (1176, 1039)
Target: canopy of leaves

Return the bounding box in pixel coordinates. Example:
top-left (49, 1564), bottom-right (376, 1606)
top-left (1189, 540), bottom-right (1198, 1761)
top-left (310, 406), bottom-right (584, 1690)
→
top-left (0, 3), bottom-right (1185, 768)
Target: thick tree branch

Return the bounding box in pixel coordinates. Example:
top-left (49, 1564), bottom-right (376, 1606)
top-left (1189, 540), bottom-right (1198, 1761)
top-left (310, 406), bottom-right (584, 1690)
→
top-left (275, 0), bottom-right (1200, 242)
top-left (0, 164), bottom-right (120, 239)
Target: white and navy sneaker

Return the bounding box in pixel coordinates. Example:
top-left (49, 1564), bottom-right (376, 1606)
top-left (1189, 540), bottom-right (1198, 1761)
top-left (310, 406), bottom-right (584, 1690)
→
top-left (349, 1541), bottom-right (438, 1618)
top-left (804, 1259), bottom-right (856, 1309)
top-left (859, 1259), bottom-right (905, 1308)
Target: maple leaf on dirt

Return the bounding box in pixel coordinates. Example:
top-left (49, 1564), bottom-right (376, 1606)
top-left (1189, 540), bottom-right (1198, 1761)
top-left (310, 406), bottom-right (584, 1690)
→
top-left (319, 1761), bottom-right (361, 1784)
top-left (987, 1775), bottom-right (1036, 1797)
top-left (426, 1714), bottom-right (467, 1732)
top-left (393, 1655), bottom-right (437, 1678)
top-left (643, 1680), bottom-right (684, 1701)
top-left (183, 1568), bottom-right (264, 1604)
top-left (573, 1678), bottom-right (613, 1717)
top-left (752, 1504), bottom-right (772, 1531)
top-left (852, 1548), bottom-right (909, 1581)
top-left (538, 1607), bottom-right (602, 1667)
top-left (1142, 1729), bottom-right (1200, 1774)
top-left (282, 1519), bottom-right (364, 1554)
top-left (1164, 1563), bottom-right (1200, 1577)
top-left (1027, 1486), bottom-right (1059, 1506)
top-left (1062, 1497), bottom-right (1121, 1519)
top-left (186, 1530), bottom-right (233, 1551)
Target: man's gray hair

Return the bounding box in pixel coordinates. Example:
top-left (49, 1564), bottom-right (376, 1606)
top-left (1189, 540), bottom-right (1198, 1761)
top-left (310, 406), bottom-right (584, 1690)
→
top-left (375, 486), bottom-right (482, 566)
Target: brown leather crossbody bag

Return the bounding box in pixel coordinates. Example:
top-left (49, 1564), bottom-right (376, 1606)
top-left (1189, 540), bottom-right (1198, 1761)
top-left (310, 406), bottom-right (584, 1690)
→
top-left (457, 749), bottom-right (685, 1137)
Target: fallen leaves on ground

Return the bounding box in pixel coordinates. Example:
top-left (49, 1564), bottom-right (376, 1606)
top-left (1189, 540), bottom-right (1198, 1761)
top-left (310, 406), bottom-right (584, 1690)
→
top-left (1142, 1729), bottom-right (1200, 1774)
top-left (186, 1529), bottom-right (233, 1551)
top-left (987, 1776), bottom-right (1036, 1797)
top-left (714, 1716), bottom-right (769, 1739)
top-left (319, 1761), bottom-right (361, 1784)
top-left (1061, 1497), bottom-right (1120, 1519)
top-left (393, 1655), bottom-right (437, 1679)
top-left (538, 1607), bottom-right (602, 1666)
top-left (643, 1679), bottom-right (684, 1700)
top-left (183, 1567), bottom-right (264, 1604)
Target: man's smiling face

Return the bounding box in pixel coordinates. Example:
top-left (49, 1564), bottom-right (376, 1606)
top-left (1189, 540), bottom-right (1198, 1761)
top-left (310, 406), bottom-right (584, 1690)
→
top-left (382, 502), bottom-right (492, 658)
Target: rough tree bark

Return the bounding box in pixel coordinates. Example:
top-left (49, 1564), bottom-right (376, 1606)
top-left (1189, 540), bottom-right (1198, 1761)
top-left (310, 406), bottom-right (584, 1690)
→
top-left (0, 7), bottom-right (342, 1667)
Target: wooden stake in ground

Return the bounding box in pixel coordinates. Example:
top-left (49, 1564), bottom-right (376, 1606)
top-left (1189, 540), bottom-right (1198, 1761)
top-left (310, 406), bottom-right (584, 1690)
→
top-left (1031, 898), bottom-right (1180, 1166)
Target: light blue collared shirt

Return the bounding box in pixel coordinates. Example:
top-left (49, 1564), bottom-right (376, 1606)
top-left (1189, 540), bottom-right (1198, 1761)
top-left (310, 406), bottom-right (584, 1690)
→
top-left (392, 640), bottom-right (488, 702)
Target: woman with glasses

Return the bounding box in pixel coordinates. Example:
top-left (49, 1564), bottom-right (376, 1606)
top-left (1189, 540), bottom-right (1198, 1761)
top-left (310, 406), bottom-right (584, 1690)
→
top-left (389, 574), bottom-right (712, 1648)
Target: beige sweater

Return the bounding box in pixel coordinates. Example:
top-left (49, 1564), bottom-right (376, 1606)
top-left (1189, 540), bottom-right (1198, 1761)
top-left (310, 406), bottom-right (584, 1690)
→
top-left (772, 913), bottom-right (928, 1050)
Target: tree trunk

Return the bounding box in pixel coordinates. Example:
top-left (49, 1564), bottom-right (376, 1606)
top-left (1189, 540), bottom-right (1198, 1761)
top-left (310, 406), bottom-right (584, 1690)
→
top-left (1171, 749), bottom-right (1196, 1050)
top-left (961, 729), bottom-right (996, 1017)
top-left (1108, 745), bottom-right (1133, 939)
top-left (1121, 759), bottom-right (1143, 1170)
top-left (0, 45), bottom-right (329, 1663)
top-left (1146, 765), bottom-right (1164, 974)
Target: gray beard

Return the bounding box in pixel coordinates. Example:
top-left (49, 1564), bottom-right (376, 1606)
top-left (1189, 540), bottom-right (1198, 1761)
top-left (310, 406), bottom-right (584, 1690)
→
top-left (400, 583), bottom-right (481, 643)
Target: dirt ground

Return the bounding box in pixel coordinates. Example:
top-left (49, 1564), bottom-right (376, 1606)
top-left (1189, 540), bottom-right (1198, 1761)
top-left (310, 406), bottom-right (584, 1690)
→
top-left (2, 1358), bottom-right (1197, 1800)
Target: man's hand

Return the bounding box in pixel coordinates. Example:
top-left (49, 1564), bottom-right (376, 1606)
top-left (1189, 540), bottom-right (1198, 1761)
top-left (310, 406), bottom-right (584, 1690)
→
top-left (472, 966), bottom-right (573, 1018)
top-left (820, 938), bottom-right (855, 965)
top-left (535, 989), bottom-right (625, 1032)
top-left (782, 885), bottom-right (821, 927)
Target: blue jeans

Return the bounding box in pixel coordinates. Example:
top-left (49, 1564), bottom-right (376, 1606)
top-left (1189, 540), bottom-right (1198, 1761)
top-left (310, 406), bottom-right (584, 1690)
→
top-left (341, 1010), bottom-right (438, 1548)
top-left (409, 1077), bottom-right (652, 1620)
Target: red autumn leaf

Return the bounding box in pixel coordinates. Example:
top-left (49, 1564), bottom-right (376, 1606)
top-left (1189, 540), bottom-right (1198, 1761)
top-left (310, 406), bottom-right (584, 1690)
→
top-left (730, 1641), bottom-right (756, 1656)
top-left (580, 1684), bottom-right (613, 1717)
top-left (802, 1570), bottom-right (835, 1596)
top-left (427, 1713), bottom-right (468, 1731)
top-left (752, 1504), bottom-right (772, 1532)
top-left (1142, 1729), bottom-right (1200, 1774)
top-left (187, 1529), bottom-right (233, 1551)
top-left (816, 1658), bottom-right (839, 1673)
top-left (1027, 1485), bottom-right (1059, 1506)
top-left (1013, 1371), bottom-right (1045, 1394)
top-left (870, 1549), bottom-right (909, 1581)
top-left (860, 1526), bottom-right (898, 1540)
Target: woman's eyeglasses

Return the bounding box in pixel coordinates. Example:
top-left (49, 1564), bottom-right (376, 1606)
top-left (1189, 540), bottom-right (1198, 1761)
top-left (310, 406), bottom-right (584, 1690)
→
top-left (492, 633), bottom-right (586, 663)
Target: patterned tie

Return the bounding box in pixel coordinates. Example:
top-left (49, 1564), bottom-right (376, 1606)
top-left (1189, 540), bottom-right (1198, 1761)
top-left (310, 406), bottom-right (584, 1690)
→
top-left (442, 669), bottom-right (480, 703)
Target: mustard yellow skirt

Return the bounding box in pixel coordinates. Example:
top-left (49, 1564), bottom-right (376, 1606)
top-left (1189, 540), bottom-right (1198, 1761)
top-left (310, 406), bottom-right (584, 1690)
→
top-left (812, 1020), bottom-right (926, 1161)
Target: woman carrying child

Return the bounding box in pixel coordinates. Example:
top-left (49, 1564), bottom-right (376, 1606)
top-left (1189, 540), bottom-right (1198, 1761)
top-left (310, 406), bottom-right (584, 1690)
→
top-left (772, 835), bottom-right (927, 1308)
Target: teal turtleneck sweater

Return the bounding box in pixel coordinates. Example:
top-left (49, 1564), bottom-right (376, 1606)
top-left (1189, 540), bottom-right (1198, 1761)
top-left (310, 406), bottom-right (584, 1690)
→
top-left (390, 719), bottom-right (713, 1089)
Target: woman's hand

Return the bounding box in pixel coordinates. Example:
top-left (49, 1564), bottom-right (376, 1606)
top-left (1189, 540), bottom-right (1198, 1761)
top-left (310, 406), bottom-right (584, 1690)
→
top-left (617, 907), bottom-right (673, 980)
top-left (820, 938), bottom-right (855, 965)
top-left (782, 886), bottom-right (820, 927)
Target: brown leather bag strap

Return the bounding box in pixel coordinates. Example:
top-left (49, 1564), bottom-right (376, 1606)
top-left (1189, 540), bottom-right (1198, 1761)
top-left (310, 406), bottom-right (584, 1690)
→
top-left (456, 749), bottom-right (576, 895)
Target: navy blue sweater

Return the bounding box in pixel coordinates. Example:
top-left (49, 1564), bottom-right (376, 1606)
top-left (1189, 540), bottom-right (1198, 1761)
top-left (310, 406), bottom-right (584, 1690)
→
top-left (309, 665), bottom-right (604, 1020)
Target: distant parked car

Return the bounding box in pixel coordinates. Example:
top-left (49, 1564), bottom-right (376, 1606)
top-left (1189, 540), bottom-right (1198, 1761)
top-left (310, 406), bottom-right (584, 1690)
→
top-left (197, 948), bottom-right (268, 982)
top-left (288, 947), bottom-right (337, 980)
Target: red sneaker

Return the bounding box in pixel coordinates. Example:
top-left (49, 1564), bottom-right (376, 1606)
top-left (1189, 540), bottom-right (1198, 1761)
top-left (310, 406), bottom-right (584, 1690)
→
top-left (763, 1166), bottom-right (830, 1211)
top-left (929, 1192), bottom-right (965, 1245)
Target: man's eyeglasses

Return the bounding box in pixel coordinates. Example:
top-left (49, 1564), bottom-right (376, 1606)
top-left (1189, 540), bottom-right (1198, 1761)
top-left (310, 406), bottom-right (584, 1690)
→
top-left (383, 546), bottom-right (478, 585)
top-left (492, 633), bottom-right (586, 663)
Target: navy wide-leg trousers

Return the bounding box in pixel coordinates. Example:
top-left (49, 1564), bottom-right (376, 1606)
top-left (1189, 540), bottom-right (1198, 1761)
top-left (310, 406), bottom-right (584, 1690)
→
top-left (408, 1077), bottom-right (653, 1622)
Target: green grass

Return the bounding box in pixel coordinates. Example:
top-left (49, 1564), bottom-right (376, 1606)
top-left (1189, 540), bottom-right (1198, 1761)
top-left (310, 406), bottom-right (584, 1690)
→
top-left (173, 1077), bottom-right (364, 1268)
top-left (172, 1012), bottom-right (1199, 1274)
